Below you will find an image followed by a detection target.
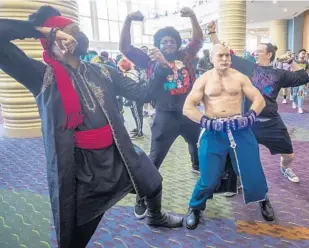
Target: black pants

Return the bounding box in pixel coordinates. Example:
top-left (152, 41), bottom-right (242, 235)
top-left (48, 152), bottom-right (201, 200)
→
top-left (130, 101), bottom-right (144, 135)
top-left (149, 110), bottom-right (200, 168)
top-left (70, 185), bottom-right (162, 248)
top-left (251, 116), bottom-right (293, 155)
top-left (117, 97), bottom-right (124, 113)
top-left (70, 214), bottom-right (104, 248)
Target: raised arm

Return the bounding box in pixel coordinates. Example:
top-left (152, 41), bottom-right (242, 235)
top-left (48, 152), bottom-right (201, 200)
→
top-left (276, 55), bottom-right (309, 88)
top-left (119, 11), bottom-right (151, 69)
top-left (207, 20), bottom-right (256, 75)
top-left (240, 74), bottom-right (265, 115)
top-left (180, 7), bottom-right (203, 59)
top-left (0, 19), bottom-right (47, 96)
top-left (280, 68), bottom-right (309, 88)
top-left (207, 21), bottom-right (220, 45)
top-left (183, 73), bottom-right (206, 123)
top-left (107, 63), bottom-right (172, 103)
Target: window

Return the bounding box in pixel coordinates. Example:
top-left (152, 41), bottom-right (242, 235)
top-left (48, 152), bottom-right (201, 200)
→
top-left (76, 0), bottom-right (91, 17)
top-left (117, 2), bottom-right (128, 21)
top-left (133, 23), bottom-right (142, 44)
top-left (79, 16), bottom-right (93, 40)
top-left (142, 35), bottom-right (151, 44)
top-left (109, 21), bottom-right (120, 42)
top-left (98, 19), bottom-right (110, 42)
top-left (118, 22), bottom-right (124, 33)
top-left (107, 0), bottom-right (119, 21)
top-left (97, 0), bottom-right (108, 19)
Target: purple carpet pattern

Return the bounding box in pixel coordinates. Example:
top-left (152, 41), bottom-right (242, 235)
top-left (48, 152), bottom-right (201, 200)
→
top-left (0, 99), bottom-right (309, 248)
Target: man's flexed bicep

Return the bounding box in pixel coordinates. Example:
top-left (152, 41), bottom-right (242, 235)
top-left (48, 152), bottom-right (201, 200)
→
top-left (119, 11), bottom-right (151, 69)
top-left (240, 74), bottom-right (265, 115)
top-left (183, 73), bottom-right (206, 123)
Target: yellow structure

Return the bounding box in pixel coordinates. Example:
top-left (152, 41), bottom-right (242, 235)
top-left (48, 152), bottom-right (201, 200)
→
top-left (269, 20), bottom-right (288, 57)
top-left (218, 0), bottom-right (246, 55)
top-left (0, 0), bottom-right (78, 138)
top-left (304, 10), bottom-right (309, 51)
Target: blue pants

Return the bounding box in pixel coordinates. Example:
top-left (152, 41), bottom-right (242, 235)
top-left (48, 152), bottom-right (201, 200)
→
top-left (189, 128), bottom-right (268, 210)
top-left (292, 85), bottom-right (305, 109)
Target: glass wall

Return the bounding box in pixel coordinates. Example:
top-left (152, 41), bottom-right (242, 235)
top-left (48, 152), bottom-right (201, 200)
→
top-left (77, 0), bottom-right (93, 40)
top-left (77, 0), bottom-right (152, 45)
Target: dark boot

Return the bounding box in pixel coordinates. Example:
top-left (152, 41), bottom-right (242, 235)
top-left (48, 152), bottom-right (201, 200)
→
top-left (259, 198), bottom-right (275, 221)
top-left (146, 191), bottom-right (183, 228)
top-left (186, 208), bottom-right (201, 230)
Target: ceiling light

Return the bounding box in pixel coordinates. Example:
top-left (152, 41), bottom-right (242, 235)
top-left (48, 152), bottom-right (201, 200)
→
top-left (283, 8), bottom-right (287, 12)
top-left (272, 0), bottom-right (277, 3)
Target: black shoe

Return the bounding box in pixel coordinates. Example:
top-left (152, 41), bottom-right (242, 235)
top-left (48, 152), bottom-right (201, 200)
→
top-left (130, 128), bottom-right (137, 134)
top-left (186, 208), bottom-right (201, 230)
top-left (191, 164), bottom-right (200, 173)
top-left (147, 211), bottom-right (183, 228)
top-left (131, 133), bottom-right (144, 140)
top-left (146, 191), bottom-right (183, 228)
top-left (134, 198), bottom-right (147, 219)
top-left (259, 198), bottom-right (275, 221)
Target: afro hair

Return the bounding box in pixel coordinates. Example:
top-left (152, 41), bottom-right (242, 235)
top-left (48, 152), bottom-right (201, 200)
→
top-left (153, 27), bottom-right (182, 49)
top-left (28, 5), bottom-right (61, 26)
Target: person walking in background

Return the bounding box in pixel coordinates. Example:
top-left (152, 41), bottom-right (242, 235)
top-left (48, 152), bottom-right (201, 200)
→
top-left (197, 49), bottom-right (213, 75)
top-left (91, 51), bottom-right (117, 68)
top-left (291, 49), bottom-right (309, 114)
top-left (82, 50), bottom-right (97, 62)
top-left (118, 57), bottom-right (144, 139)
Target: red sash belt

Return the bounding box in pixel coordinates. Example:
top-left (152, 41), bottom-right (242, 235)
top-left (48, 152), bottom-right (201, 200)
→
top-left (74, 125), bottom-right (113, 150)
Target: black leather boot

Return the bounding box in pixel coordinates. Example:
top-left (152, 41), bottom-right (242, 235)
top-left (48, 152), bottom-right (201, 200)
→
top-left (186, 208), bottom-right (201, 230)
top-left (146, 191), bottom-right (183, 228)
top-left (259, 198), bottom-right (275, 221)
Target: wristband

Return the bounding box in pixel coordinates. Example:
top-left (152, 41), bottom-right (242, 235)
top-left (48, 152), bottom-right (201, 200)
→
top-left (244, 109), bottom-right (257, 126)
top-left (200, 115), bottom-right (213, 130)
top-left (208, 31), bottom-right (216, 35)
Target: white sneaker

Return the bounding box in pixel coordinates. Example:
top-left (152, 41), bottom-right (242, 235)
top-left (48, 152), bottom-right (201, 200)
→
top-left (280, 167), bottom-right (300, 183)
top-left (298, 108), bottom-right (304, 114)
top-left (289, 94), bottom-right (293, 101)
top-left (292, 102), bottom-right (297, 109)
top-left (282, 99), bottom-right (287, 104)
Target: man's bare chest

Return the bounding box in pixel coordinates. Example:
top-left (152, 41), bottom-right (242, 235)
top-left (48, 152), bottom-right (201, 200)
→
top-left (204, 79), bottom-right (241, 97)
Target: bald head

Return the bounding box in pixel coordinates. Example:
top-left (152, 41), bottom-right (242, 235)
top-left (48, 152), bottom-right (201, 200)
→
top-left (210, 44), bottom-right (231, 71)
top-left (211, 44), bottom-right (229, 58)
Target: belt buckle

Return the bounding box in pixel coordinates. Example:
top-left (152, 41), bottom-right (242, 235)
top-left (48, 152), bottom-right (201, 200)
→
top-left (238, 117), bottom-right (248, 129)
top-left (213, 120), bottom-right (223, 131)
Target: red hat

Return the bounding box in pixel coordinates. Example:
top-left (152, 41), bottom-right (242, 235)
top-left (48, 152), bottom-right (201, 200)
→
top-left (41, 16), bottom-right (83, 129)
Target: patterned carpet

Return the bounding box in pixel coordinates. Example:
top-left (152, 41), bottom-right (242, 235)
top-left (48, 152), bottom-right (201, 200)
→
top-left (0, 99), bottom-right (309, 248)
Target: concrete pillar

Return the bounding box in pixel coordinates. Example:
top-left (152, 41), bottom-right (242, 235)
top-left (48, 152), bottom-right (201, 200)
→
top-left (304, 10), bottom-right (309, 51)
top-left (269, 20), bottom-right (288, 57)
top-left (218, 0), bottom-right (246, 55)
top-left (0, 0), bottom-right (78, 138)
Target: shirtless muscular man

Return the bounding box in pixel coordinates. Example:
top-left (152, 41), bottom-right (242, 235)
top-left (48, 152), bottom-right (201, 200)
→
top-left (183, 44), bottom-right (275, 230)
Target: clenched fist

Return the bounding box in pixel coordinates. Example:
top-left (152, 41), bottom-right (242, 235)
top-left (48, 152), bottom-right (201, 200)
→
top-left (277, 54), bottom-right (293, 64)
top-left (180, 7), bottom-right (195, 18)
top-left (207, 21), bottom-right (216, 33)
top-left (149, 48), bottom-right (169, 66)
top-left (127, 11), bottom-right (144, 22)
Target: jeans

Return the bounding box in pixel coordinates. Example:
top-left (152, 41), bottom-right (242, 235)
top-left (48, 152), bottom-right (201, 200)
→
top-left (292, 85), bottom-right (305, 109)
